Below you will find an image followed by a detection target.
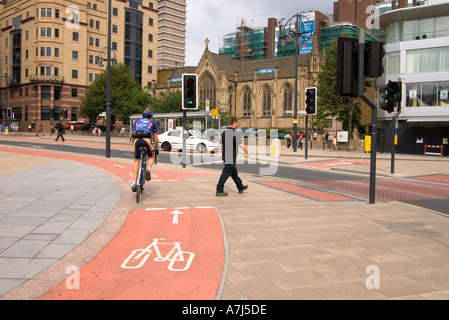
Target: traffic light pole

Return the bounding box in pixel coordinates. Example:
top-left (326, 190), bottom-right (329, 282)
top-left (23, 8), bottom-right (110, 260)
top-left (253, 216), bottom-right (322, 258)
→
top-left (182, 110), bottom-right (187, 169)
top-left (358, 32), bottom-right (377, 204)
top-left (305, 115), bottom-right (308, 159)
top-left (391, 109), bottom-right (401, 174)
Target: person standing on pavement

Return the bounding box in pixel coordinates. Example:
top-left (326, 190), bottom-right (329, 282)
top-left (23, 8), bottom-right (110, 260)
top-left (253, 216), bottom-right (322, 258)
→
top-left (55, 121), bottom-right (65, 142)
top-left (36, 123), bottom-right (44, 136)
top-left (331, 135), bottom-right (338, 151)
top-left (284, 132), bottom-right (291, 148)
top-left (323, 131), bottom-right (329, 148)
top-left (216, 117), bottom-right (249, 196)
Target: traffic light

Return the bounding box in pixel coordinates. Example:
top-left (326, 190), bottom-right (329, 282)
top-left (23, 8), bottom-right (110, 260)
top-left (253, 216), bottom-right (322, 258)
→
top-left (305, 87), bottom-right (317, 115)
top-left (365, 41), bottom-right (385, 78)
top-left (380, 81), bottom-right (401, 113)
top-left (6, 108), bottom-right (12, 119)
top-left (182, 74), bottom-right (198, 110)
top-left (335, 37), bottom-right (359, 97)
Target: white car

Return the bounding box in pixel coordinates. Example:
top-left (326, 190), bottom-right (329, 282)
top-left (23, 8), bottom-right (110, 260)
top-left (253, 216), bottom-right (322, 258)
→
top-left (158, 129), bottom-right (219, 153)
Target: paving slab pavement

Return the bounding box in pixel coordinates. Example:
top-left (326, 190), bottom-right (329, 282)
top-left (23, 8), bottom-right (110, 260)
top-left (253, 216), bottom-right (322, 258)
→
top-left (1, 133), bottom-right (449, 300)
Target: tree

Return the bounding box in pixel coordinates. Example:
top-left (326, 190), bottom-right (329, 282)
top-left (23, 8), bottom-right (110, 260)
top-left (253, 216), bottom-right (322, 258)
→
top-left (79, 63), bottom-right (150, 125)
top-left (150, 90), bottom-right (182, 113)
top-left (315, 39), bottom-right (363, 139)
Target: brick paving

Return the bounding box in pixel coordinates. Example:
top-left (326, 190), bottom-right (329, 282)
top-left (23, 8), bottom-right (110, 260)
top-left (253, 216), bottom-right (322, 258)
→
top-left (1, 133), bottom-right (449, 300)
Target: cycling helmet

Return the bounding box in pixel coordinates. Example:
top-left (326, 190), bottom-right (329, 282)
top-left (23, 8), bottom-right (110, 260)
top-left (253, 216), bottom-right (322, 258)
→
top-left (142, 110), bottom-right (153, 119)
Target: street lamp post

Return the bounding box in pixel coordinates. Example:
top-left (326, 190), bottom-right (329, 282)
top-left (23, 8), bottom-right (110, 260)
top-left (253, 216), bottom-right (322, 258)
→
top-left (106, 0), bottom-right (112, 158)
top-left (97, 0), bottom-right (116, 158)
top-left (279, 13), bottom-right (311, 153)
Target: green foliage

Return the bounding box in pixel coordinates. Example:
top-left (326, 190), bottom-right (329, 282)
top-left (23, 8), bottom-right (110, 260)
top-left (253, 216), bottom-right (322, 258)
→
top-left (79, 63), bottom-right (150, 125)
top-left (150, 90), bottom-right (182, 113)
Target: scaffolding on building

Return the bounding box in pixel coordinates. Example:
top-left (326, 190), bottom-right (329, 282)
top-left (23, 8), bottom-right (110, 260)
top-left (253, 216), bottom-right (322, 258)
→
top-left (219, 19), bottom-right (267, 61)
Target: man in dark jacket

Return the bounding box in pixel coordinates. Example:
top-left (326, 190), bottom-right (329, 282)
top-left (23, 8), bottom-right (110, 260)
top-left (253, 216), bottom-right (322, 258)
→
top-left (216, 117), bottom-right (249, 196)
top-left (55, 122), bottom-right (65, 142)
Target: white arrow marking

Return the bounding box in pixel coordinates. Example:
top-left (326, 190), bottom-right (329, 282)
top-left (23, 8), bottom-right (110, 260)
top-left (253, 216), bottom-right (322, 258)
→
top-left (170, 210), bottom-right (184, 224)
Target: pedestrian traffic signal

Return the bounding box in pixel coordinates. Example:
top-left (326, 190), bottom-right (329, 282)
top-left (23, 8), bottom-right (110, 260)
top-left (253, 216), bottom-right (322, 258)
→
top-left (364, 41), bottom-right (385, 78)
top-left (305, 87), bottom-right (317, 115)
top-left (182, 74), bottom-right (198, 110)
top-left (380, 81), bottom-right (401, 113)
top-left (335, 37), bottom-right (359, 97)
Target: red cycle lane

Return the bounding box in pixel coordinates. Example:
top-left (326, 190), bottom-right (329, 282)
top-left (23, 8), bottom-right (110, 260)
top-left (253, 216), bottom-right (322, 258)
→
top-left (39, 207), bottom-right (225, 300)
top-left (0, 146), bottom-right (224, 299)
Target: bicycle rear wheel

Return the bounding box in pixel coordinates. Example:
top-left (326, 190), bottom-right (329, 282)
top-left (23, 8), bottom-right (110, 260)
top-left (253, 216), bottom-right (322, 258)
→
top-left (136, 170), bottom-right (141, 203)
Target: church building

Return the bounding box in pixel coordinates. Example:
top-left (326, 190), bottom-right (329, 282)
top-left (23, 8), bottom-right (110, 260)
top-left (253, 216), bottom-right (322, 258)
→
top-left (153, 39), bottom-right (342, 135)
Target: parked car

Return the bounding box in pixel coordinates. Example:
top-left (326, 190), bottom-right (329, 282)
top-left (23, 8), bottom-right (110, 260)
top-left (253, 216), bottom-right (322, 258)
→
top-left (64, 121), bottom-right (85, 130)
top-left (158, 128), bottom-right (219, 153)
top-left (243, 128), bottom-right (259, 138)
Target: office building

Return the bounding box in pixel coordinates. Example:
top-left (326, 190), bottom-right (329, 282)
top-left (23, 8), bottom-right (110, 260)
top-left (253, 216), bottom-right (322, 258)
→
top-left (0, 0), bottom-right (158, 131)
top-left (377, 1), bottom-right (449, 155)
top-left (157, 0), bottom-right (186, 69)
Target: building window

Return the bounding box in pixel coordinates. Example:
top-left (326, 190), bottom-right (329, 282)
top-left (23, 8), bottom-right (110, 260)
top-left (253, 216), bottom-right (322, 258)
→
top-left (199, 73), bottom-right (217, 109)
top-left (406, 81), bottom-right (449, 107)
top-left (283, 84), bottom-right (293, 114)
top-left (41, 106), bottom-right (51, 120)
top-left (54, 87), bottom-right (62, 100)
top-left (72, 32), bottom-right (79, 41)
top-left (41, 86), bottom-right (51, 100)
top-left (406, 47), bottom-right (449, 74)
top-left (72, 51), bottom-right (78, 60)
top-left (243, 87), bottom-right (252, 116)
top-left (262, 86), bottom-right (272, 116)
top-left (72, 88), bottom-right (78, 97)
top-left (72, 70), bottom-right (78, 79)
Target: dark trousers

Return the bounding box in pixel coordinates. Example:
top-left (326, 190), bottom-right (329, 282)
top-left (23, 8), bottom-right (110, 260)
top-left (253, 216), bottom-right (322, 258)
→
top-left (216, 162), bottom-right (244, 192)
top-left (55, 132), bottom-right (65, 141)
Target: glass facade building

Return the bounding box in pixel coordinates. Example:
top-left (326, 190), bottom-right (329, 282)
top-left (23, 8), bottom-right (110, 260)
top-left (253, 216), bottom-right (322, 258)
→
top-left (379, 2), bottom-right (449, 119)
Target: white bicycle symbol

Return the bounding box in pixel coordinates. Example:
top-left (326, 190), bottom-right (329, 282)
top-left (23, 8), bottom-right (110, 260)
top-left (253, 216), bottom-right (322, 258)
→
top-left (121, 238), bottom-right (195, 272)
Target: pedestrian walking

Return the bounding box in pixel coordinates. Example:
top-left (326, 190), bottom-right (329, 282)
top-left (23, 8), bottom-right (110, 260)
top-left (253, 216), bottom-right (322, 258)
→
top-left (313, 131), bottom-right (318, 143)
top-left (331, 135), bottom-right (338, 151)
top-left (216, 117), bottom-right (249, 196)
top-left (284, 132), bottom-right (291, 148)
top-left (55, 122), bottom-right (65, 142)
top-left (323, 131), bottom-right (329, 148)
top-left (36, 123), bottom-right (44, 136)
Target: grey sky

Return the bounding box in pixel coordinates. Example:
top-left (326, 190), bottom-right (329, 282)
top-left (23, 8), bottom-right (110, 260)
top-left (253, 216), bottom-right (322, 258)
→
top-left (184, 0), bottom-right (334, 66)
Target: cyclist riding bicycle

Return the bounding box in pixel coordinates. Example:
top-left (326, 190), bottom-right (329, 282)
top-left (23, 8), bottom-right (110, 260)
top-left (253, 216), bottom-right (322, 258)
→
top-left (131, 110), bottom-right (159, 192)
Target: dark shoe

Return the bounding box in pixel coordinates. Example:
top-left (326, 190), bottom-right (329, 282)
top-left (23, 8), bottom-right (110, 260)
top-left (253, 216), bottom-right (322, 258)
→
top-left (239, 185), bottom-right (249, 193)
top-left (145, 169), bottom-right (151, 181)
top-left (132, 184), bottom-right (137, 192)
top-left (216, 191), bottom-right (228, 196)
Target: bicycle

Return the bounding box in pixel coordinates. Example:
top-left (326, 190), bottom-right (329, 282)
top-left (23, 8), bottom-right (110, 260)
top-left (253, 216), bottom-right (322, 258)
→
top-left (135, 146), bottom-right (147, 203)
top-left (134, 141), bottom-right (157, 203)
